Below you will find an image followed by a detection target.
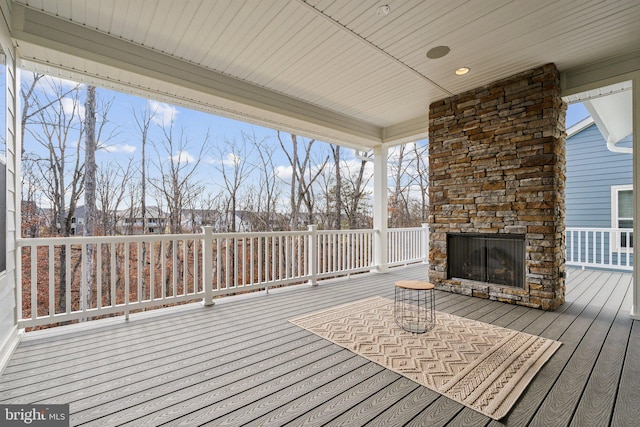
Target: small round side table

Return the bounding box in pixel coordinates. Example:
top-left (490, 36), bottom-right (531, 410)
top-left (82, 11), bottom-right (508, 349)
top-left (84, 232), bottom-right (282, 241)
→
top-left (394, 280), bottom-right (436, 333)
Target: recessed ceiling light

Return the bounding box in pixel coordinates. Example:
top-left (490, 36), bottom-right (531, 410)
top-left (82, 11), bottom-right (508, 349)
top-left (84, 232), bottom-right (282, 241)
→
top-left (455, 67), bottom-right (470, 75)
top-left (426, 46), bottom-right (450, 59)
top-left (376, 5), bottom-right (391, 16)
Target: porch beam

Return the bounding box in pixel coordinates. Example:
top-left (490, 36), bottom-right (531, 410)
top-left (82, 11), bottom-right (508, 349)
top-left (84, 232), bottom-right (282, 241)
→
top-left (382, 115), bottom-right (429, 146)
top-left (561, 51), bottom-right (640, 98)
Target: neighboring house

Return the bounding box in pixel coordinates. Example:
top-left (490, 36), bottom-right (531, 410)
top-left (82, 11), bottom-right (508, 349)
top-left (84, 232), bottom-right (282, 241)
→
top-left (565, 116), bottom-right (634, 267)
top-left (565, 116), bottom-right (633, 230)
top-left (211, 210), bottom-right (256, 233)
top-left (116, 206), bottom-right (168, 235)
top-left (70, 205), bottom-right (88, 235)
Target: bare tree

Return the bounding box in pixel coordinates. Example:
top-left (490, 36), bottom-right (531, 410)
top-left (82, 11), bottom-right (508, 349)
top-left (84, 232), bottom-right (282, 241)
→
top-left (343, 157), bottom-right (372, 229)
top-left (248, 131), bottom-right (280, 231)
top-left (21, 73), bottom-right (78, 158)
top-left (277, 132), bottom-right (328, 229)
top-left (20, 155), bottom-right (41, 238)
top-left (412, 141), bottom-right (429, 223)
top-left (149, 122), bottom-right (207, 234)
top-left (388, 144), bottom-right (416, 228)
top-left (25, 78), bottom-right (84, 313)
top-left (316, 161), bottom-right (336, 229)
top-left (133, 105), bottom-right (159, 237)
top-left (330, 144), bottom-right (342, 229)
top-left (215, 137), bottom-right (251, 232)
top-left (96, 160), bottom-right (134, 235)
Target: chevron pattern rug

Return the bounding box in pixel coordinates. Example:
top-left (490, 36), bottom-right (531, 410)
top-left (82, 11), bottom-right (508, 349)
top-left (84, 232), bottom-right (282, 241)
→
top-left (289, 296), bottom-right (561, 420)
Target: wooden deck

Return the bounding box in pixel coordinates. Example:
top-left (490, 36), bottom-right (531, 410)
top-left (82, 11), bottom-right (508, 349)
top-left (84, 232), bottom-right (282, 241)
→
top-left (0, 265), bottom-right (637, 426)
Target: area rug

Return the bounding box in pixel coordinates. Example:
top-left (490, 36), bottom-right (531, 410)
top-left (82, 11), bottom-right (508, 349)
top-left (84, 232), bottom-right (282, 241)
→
top-left (289, 296), bottom-right (561, 420)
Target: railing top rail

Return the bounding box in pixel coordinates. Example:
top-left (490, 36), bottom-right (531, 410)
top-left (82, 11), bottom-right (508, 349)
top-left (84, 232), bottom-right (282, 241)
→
top-left (17, 228), bottom-right (387, 247)
top-left (17, 233), bottom-right (204, 246)
top-left (316, 229), bottom-right (374, 235)
top-left (566, 227), bottom-right (633, 232)
top-left (201, 229), bottom-right (311, 239)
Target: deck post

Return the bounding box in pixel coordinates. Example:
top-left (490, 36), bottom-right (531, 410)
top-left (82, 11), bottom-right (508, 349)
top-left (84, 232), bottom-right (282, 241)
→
top-left (421, 223), bottom-right (429, 264)
top-left (308, 225), bottom-right (318, 286)
top-left (202, 226), bottom-right (215, 306)
top-left (373, 145), bottom-right (389, 273)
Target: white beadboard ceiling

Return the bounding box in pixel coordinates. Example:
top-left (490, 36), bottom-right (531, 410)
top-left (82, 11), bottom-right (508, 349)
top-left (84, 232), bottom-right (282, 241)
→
top-left (8, 0), bottom-right (640, 149)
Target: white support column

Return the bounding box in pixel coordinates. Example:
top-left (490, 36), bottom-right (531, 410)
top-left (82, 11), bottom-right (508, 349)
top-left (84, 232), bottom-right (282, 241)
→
top-left (0, 8), bottom-right (22, 374)
top-left (631, 72), bottom-right (640, 319)
top-left (373, 145), bottom-right (389, 273)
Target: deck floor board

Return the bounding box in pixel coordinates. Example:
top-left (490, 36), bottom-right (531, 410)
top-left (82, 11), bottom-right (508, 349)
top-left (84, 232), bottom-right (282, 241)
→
top-left (0, 265), bottom-right (636, 426)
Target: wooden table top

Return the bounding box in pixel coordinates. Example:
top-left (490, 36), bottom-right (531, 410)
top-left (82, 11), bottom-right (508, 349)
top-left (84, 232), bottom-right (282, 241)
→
top-left (394, 280), bottom-right (435, 290)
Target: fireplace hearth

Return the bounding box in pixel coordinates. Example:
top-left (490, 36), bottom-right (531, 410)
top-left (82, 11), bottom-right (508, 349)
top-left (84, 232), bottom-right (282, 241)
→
top-left (448, 234), bottom-right (525, 288)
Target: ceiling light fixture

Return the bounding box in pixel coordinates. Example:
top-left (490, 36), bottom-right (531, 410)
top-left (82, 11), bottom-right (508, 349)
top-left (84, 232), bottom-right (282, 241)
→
top-left (455, 67), bottom-right (470, 75)
top-left (376, 5), bottom-right (391, 16)
top-left (426, 46), bottom-right (450, 59)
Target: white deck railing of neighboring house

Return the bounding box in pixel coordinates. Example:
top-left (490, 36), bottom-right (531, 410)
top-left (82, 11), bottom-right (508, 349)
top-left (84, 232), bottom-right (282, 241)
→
top-left (566, 227), bottom-right (634, 271)
top-left (17, 226), bottom-right (429, 328)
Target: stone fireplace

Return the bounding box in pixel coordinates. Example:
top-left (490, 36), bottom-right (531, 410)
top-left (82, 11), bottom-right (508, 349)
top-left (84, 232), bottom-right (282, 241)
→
top-left (428, 64), bottom-right (566, 310)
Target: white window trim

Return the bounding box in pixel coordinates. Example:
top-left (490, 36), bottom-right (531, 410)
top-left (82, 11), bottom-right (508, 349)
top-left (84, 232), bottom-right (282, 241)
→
top-left (611, 184), bottom-right (634, 250)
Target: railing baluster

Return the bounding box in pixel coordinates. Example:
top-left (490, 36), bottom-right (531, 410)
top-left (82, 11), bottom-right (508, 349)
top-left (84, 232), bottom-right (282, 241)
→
top-left (81, 243), bottom-right (87, 314)
top-left (125, 242), bottom-right (130, 320)
top-left (66, 243), bottom-right (71, 315)
top-left (111, 242), bottom-right (116, 307)
top-left (137, 241), bottom-right (142, 303)
top-left (30, 245), bottom-right (37, 320)
top-left (161, 241), bottom-right (166, 299)
top-left (149, 240), bottom-right (155, 301)
top-left (49, 245), bottom-right (54, 316)
top-left (97, 243), bottom-right (102, 309)
top-left (172, 239), bottom-right (177, 297)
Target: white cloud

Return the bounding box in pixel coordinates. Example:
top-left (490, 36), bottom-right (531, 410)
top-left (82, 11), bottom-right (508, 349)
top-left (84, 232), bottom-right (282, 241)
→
top-left (148, 100), bottom-right (178, 127)
top-left (170, 150), bottom-right (195, 164)
top-left (102, 143), bottom-right (137, 154)
top-left (222, 152), bottom-right (242, 166)
top-left (60, 97), bottom-right (85, 120)
top-left (275, 165), bottom-right (293, 182)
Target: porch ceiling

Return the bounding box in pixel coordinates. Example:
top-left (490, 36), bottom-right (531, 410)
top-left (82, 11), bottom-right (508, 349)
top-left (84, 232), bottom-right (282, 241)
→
top-left (9, 0), bottom-right (640, 149)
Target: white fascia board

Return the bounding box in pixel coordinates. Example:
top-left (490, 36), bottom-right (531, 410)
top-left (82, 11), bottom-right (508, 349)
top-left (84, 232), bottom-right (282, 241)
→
top-left (11, 4), bottom-right (384, 149)
top-left (561, 50), bottom-right (640, 98)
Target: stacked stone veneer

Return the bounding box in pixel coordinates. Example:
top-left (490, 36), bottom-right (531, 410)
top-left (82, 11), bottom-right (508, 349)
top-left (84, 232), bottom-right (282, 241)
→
top-left (428, 64), bottom-right (567, 310)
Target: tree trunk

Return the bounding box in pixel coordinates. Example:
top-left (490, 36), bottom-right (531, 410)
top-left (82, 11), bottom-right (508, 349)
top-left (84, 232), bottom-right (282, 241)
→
top-left (83, 85), bottom-right (97, 312)
top-left (331, 145), bottom-right (342, 229)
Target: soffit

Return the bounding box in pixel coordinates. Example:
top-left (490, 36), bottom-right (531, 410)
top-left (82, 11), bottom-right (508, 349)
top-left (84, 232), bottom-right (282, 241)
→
top-left (9, 0), bottom-right (640, 149)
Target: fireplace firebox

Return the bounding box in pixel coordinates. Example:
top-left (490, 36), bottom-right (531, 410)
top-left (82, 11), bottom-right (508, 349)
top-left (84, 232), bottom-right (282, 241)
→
top-left (448, 233), bottom-right (525, 288)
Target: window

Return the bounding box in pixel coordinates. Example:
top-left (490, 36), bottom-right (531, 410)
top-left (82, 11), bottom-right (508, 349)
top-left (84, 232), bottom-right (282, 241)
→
top-left (612, 185), bottom-right (633, 248)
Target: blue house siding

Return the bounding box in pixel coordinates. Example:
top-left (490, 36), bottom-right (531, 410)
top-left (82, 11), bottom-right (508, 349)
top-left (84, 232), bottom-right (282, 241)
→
top-left (565, 123), bottom-right (632, 228)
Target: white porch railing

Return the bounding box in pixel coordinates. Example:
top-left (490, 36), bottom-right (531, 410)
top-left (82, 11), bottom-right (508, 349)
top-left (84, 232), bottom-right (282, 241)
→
top-left (387, 225), bottom-right (429, 267)
top-left (565, 227), bottom-right (633, 271)
top-left (17, 226), bottom-right (427, 328)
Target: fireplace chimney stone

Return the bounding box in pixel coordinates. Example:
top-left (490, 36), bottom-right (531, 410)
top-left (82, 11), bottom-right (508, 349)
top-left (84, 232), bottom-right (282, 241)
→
top-left (428, 64), bottom-right (566, 310)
